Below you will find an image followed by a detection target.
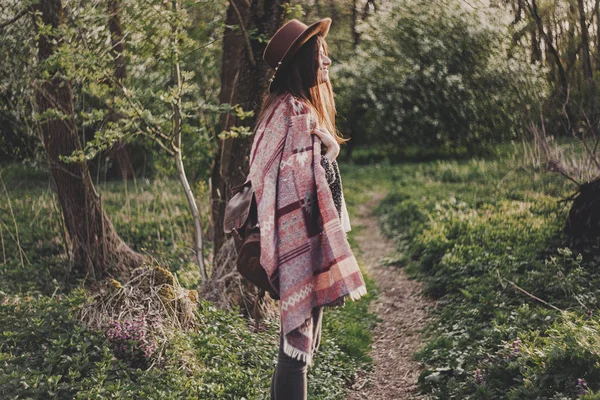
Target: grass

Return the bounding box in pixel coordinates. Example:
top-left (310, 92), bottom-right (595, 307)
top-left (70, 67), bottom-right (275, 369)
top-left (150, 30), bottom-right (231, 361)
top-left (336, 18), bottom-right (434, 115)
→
top-left (0, 160), bottom-right (379, 399)
top-left (371, 146), bottom-right (600, 399)
top-left (9, 142), bottom-right (594, 399)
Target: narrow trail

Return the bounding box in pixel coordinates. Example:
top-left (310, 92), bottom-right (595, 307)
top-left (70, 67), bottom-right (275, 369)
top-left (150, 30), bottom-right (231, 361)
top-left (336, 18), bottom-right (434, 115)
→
top-left (346, 191), bottom-right (434, 400)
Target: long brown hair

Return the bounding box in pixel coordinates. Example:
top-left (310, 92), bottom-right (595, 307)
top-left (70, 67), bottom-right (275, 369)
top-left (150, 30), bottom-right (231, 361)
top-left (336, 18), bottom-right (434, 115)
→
top-left (256, 35), bottom-right (348, 145)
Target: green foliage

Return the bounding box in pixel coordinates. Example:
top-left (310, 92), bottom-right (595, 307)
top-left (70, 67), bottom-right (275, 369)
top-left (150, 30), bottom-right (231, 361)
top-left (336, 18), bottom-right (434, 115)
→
top-left (0, 163), bottom-right (378, 398)
top-left (335, 0), bottom-right (547, 153)
top-left (1, 0), bottom-right (232, 180)
top-left (0, 171), bottom-right (211, 295)
top-left (61, 0), bottom-right (227, 180)
top-left (503, 313), bottom-right (600, 399)
top-left (282, 3), bottom-right (306, 20)
top-left (0, 277), bottom-right (374, 400)
top-left (322, 273), bottom-right (379, 364)
top-left (0, 0), bottom-right (42, 162)
top-left (374, 146), bottom-right (600, 398)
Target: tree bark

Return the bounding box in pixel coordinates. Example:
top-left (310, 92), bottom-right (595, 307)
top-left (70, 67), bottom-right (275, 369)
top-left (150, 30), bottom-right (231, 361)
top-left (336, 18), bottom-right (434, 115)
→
top-left (33, 0), bottom-right (144, 280)
top-left (596, 0), bottom-right (600, 70)
top-left (578, 0), bottom-right (594, 82)
top-left (210, 0), bottom-right (289, 256)
top-left (107, 0), bottom-right (134, 181)
top-left (531, 28), bottom-right (541, 63)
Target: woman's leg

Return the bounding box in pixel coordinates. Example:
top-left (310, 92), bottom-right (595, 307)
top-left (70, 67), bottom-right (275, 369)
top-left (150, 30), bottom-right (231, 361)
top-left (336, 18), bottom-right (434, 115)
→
top-left (270, 307), bottom-right (324, 400)
top-left (270, 331), bottom-right (308, 400)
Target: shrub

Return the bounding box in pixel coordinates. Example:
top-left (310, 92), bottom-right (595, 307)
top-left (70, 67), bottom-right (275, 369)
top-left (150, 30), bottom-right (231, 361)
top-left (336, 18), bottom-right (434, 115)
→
top-left (106, 316), bottom-right (158, 368)
top-left (335, 0), bottom-right (546, 153)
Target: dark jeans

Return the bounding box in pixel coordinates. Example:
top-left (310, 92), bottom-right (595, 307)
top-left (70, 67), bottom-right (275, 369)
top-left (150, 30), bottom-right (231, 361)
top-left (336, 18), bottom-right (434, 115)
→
top-left (270, 307), bottom-right (323, 400)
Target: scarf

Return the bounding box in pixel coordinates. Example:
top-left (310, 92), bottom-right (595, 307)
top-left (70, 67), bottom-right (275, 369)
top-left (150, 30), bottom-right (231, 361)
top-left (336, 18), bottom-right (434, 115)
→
top-left (321, 156), bottom-right (351, 232)
top-left (248, 93), bottom-right (367, 364)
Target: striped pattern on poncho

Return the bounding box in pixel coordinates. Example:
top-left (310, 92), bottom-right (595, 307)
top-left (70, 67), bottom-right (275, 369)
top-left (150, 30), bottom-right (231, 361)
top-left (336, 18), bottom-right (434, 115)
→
top-left (248, 92), bottom-right (367, 364)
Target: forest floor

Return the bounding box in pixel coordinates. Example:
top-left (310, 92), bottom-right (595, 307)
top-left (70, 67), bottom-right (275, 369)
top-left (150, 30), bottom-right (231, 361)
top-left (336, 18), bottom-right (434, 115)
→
top-left (0, 164), bottom-right (380, 399)
top-left (346, 190), bottom-right (434, 400)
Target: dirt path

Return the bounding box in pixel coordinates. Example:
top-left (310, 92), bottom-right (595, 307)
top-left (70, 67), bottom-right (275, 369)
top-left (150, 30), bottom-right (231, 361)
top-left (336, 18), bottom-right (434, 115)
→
top-left (346, 191), bottom-right (434, 400)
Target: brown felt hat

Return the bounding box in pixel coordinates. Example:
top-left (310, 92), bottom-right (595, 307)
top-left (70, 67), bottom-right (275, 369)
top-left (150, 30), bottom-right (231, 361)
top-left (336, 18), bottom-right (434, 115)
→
top-left (263, 18), bottom-right (332, 92)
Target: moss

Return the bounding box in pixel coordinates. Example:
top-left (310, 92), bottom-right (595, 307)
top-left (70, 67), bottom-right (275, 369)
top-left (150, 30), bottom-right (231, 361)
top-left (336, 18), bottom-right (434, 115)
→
top-left (157, 285), bottom-right (176, 302)
top-left (153, 266), bottom-right (175, 286)
top-left (187, 289), bottom-right (199, 304)
top-left (109, 278), bottom-right (123, 290)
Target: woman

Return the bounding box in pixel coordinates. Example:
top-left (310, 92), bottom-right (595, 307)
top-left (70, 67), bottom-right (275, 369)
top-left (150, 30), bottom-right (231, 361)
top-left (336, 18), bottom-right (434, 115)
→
top-left (247, 18), bottom-right (368, 400)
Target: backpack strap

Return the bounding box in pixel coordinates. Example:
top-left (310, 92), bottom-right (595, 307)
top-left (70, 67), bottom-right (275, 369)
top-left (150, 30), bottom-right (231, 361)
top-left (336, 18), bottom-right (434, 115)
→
top-left (253, 288), bottom-right (266, 332)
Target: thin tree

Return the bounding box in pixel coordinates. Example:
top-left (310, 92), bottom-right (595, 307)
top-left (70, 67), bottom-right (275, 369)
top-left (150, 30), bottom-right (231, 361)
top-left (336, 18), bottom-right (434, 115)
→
top-left (577, 0), bottom-right (596, 126)
top-left (577, 0), bottom-right (593, 83)
top-left (595, 0), bottom-right (600, 70)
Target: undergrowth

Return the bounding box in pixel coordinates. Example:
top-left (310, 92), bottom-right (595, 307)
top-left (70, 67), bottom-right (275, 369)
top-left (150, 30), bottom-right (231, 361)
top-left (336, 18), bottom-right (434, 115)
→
top-left (0, 163), bottom-right (377, 399)
top-left (374, 151), bottom-right (600, 399)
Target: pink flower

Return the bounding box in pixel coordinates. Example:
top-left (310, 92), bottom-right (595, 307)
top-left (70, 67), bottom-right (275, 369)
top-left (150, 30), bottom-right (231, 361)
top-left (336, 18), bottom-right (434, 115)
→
top-left (577, 378), bottom-right (588, 395)
top-left (473, 369), bottom-right (484, 384)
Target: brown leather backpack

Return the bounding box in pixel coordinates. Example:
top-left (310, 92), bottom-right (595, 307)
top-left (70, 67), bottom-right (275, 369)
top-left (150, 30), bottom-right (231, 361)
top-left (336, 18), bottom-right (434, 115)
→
top-left (223, 180), bottom-right (279, 301)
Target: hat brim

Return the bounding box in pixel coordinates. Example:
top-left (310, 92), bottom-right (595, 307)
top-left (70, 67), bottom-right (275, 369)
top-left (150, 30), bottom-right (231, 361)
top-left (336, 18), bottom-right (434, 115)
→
top-left (268, 18), bottom-right (332, 93)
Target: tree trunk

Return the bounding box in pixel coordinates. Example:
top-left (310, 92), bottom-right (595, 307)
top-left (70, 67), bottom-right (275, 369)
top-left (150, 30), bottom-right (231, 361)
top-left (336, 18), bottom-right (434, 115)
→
top-left (107, 0), bottom-right (134, 181)
top-left (531, 28), bottom-right (541, 63)
top-left (578, 0), bottom-right (594, 82)
top-left (175, 145), bottom-right (207, 280)
top-left (34, 0), bottom-right (144, 280)
top-left (170, 0), bottom-right (207, 280)
top-left (596, 0), bottom-right (600, 70)
top-left (528, 0), bottom-right (568, 94)
top-left (210, 0), bottom-right (289, 256)
top-left (565, 178), bottom-right (600, 239)
top-left (577, 0), bottom-right (596, 126)
top-left (513, 0), bottom-right (523, 23)
top-left (566, 2), bottom-right (578, 88)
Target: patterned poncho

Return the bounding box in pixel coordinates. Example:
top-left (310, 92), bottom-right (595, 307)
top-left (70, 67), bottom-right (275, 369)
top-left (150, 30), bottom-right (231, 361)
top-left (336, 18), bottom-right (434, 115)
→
top-left (248, 92), bottom-right (367, 364)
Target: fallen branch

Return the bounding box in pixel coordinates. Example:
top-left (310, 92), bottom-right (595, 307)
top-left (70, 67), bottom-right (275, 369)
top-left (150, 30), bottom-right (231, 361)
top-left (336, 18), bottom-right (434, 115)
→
top-left (500, 274), bottom-right (564, 312)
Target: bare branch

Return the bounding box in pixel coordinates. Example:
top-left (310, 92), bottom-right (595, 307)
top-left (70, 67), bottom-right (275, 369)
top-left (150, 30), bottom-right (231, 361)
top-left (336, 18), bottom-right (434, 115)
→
top-left (0, 7), bottom-right (29, 31)
top-left (578, 111), bottom-right (600, 171)
top-left (502, 277), bottom-right (564, 313)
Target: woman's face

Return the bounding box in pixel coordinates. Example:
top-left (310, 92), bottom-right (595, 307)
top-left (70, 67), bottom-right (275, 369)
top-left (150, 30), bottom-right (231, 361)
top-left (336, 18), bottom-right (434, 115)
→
top-left (317, 43), bottom-right (331, 84)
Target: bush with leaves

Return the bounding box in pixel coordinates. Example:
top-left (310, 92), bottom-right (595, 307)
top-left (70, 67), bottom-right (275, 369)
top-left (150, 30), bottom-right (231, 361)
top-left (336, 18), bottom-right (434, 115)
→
top-left (335, 0), bottom-right (547, 154)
